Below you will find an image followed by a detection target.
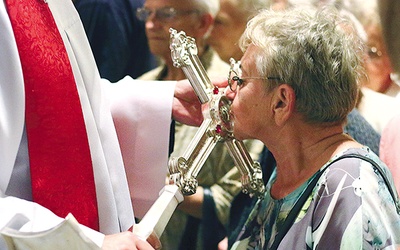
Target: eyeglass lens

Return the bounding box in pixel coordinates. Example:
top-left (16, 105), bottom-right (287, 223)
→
top-left (228, 58), bottom-right (243, 91)
top-left (136, 7), bottom-right (198, 22)
top-left (136, 7), bottom-right (177, 21)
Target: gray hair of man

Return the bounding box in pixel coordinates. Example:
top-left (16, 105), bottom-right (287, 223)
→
top-left (191, 0), bottom-right (220, 38)
top-left (193, 0), bottom-right (220, 17)
top-left (340, 0), bottom-right (380, 28)
top-left (239, 7), bottom-right (364, 124)
top-left (232, 0), bottom-right (270, 14)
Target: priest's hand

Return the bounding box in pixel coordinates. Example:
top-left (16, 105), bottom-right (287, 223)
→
top-left (102, 232), bottom-right (155, 250)
top-left (173, 77), bottom-right (227, 126)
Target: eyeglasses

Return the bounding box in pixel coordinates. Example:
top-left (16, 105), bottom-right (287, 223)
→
top-left (367, 46), bottom-right (383, 60)
top-left (136, 7), bottom-right (199, 22)
top-left (228, 58), bottom-right (281, 92)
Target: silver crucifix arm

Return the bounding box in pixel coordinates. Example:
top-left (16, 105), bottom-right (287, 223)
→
top-left (169, 28), bottom-right (214, 104)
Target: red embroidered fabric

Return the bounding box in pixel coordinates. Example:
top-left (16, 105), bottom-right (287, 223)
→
top-left (6, 0), bottom-right (99, 230)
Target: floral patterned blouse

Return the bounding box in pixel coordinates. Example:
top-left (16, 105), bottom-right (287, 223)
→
top-left (232, 147), bottom-right (400, 249)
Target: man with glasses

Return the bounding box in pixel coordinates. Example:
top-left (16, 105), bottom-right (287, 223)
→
top-left (136, 0), bottom-right (222, 81)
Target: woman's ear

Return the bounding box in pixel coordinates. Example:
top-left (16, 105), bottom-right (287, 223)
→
top-left (196, 13), bottom-right (214, 38)
top-left (272, 84), bottom-right (296, 126)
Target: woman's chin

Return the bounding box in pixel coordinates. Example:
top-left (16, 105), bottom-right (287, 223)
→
top-left (232, 129), bottom-right (246, 141)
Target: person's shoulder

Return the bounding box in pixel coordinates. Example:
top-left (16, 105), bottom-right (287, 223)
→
top-left (74, 0), bottom-right (109, 8)
top-left (205, 49), bottom-right (230, 78)
top-left (136, 66), bottom-right (164, 80)
top-left (326, 148), bottom-right (382, 171)
top-left (127, 0), bottom-right (145, 8)
top-left (383, 113), bottom-right (400, 135)
top-left (358, 87), bottom-right (398, 133)
top-left (322, 147), bottom-right (397, 196)
top-left (361, 87), bottom-right (397, 103)
top-left (74, 0), bottom-right (132, 13)
top-left (321, 148), bottom-right (379, 187)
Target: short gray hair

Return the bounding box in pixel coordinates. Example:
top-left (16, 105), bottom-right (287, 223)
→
top-left (193, 0), bottom-right (220, 17)
top-left (232, 0), bottom-right (269, 14)
top-left (240, 7), bottom-right (363, 124)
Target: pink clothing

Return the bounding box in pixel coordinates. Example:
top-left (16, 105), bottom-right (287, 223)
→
top-left (380, 114), bottom-right (400, 193)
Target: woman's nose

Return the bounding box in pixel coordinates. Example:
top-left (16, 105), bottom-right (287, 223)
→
top-left (224, 86), bottom-right (236, 100)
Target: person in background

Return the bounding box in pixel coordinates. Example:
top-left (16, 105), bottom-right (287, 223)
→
top-left (137, 0), bottom-right (223, 81)
top-left (341, 0), bottom-right (400, 97)
top-left (225, 7), bottom-right (400, 249)
top-left (134, 0), bottom-right (263, 249)
top-left (339, 0), bottom-right (400, 133)
top-left (0, 0), bottom-right (220, 248)
top-left (378, 0), bottom-right (400, 194)
top-left (207, 0), bottom-right (269, 63)
top-left (265, 0), bottom-right (400, 135)
top-left (74, 0), bottom-right (158, 82)
top-left (380, 115), bottom-right (400, 193)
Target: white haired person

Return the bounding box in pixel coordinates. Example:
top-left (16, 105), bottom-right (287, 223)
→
top-left (207, 0), bottom-right (269, 63)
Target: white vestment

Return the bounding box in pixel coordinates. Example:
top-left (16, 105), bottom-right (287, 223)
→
top-left (0, 0), bottom-right (174, 247)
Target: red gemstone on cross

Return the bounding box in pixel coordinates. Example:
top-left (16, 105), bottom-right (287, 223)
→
top-left (216, 125), bottom-right (222, 134)
top-left (213, 87), bottom-right (219, 95)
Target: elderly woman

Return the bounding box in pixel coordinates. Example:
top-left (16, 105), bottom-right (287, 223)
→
top-left (226, 8), bottom-right (400, 250)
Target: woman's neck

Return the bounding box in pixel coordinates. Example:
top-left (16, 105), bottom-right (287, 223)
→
top-left (270, 132), bottom-right (360, 199)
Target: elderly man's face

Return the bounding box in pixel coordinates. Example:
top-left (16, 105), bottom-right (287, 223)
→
top-left (143, 0), bottom-right (203, 60)
top-left (207, 0), bottom-right (248, 63)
